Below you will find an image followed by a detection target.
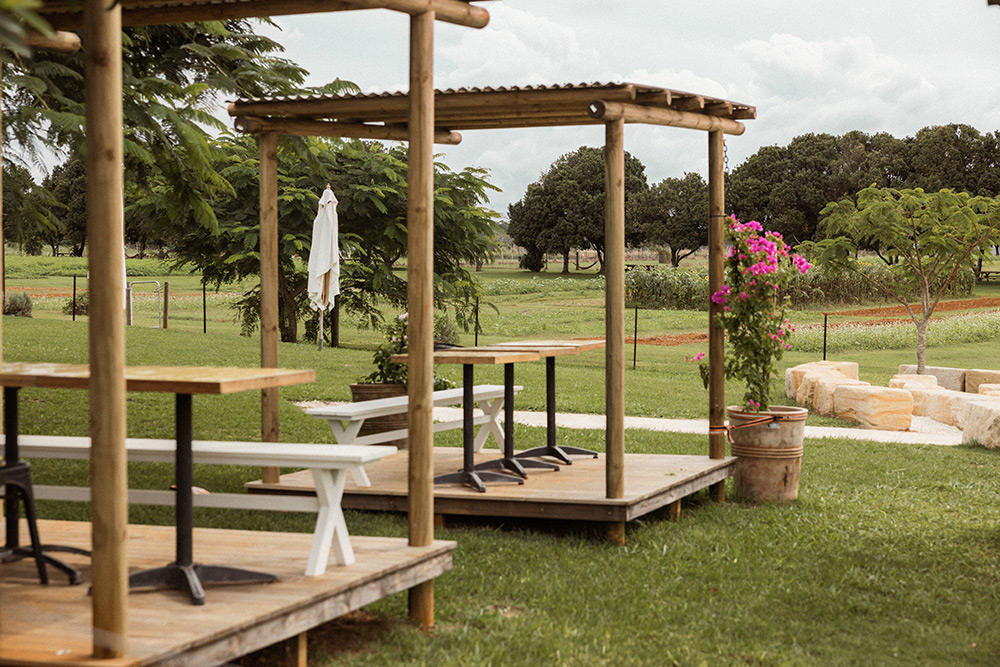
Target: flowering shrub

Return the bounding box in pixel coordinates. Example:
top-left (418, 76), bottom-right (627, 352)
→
top-left (700, 217), bottom-right (810, 412)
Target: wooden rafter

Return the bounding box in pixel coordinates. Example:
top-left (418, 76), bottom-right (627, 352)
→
top-left (37, 0), bottom-right (491, 30)
top-left (232, 116), bottom-right (462, 144)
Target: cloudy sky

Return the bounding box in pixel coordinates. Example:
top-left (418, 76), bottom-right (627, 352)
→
top-left (256, 0), bottom-right (1000, 215)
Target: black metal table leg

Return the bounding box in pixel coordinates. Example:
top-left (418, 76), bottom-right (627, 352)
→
top-left (516, 356), bottom-right (598, 464)
top-left (475, 362), bottom-right (557, 476)
top-left (128, 393), bottom-right (274, 604)
top-left (436, 364), bottom-right (523, 492)
top-left (1, 386), bottom-right (87, 585)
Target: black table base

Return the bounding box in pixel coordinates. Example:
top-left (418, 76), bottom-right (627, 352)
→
top-left (128, 562), bottom-right (276, 605)
top-left (514, 357), bottom-right (597, 465)
top-left (434, 468), bottom-right (523, 494)
top-left (127, 393), bottom-right (274, 604)
top-left (475, 362), bottom-right (560, 476)
top-left (434, 364), bottom-right (526, 493)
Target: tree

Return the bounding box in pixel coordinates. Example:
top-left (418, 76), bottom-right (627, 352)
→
top-left (508, 146), bottom-right (647, 274)
top-left (2, 159), bottom-right (59, 254)
top-left (728, 133), bottom-right (844, 244)
top-left (813, 186), bottom-right (1000, 373)
top-left (171, 135), bottom-right (501, 344)
top-left (635, 172), bottom-right (708, 266)
top-left (41, 151), bottom-right (86, 255)
top-left (2, 20), bottom-right (326, 243)
top-left (907, 124), bottom-right (1000, 199)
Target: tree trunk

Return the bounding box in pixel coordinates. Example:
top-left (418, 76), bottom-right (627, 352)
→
top-left (561, 249), bottom-right (570, 274)
top-left (916, 318), bottom-right (928, 374)
top-left (670, 247), bottom-right (681, 267)
top-left (277, 269), bottom-right (298, 343)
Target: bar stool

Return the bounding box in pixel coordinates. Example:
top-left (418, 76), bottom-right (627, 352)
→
top-left (0, 461), bottom-right (49, 584)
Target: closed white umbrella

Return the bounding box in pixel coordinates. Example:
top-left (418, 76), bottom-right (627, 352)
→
top-left (307, 185), bottom-right (340, 350)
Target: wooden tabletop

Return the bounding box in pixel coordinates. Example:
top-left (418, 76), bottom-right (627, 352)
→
top-left (473, 344), bottom-right (579, 358)
top-left (0, 363), bottom-right (316, 395)
top-left (391, 349), bottom-right (540, 365)
top-left (491, 339), bottom-right (606, 352)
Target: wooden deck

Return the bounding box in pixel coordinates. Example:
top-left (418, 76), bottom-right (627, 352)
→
top-left (249, 449), bottom-right (737, 523)
top-left (0, 521), bottom-right (454, 666)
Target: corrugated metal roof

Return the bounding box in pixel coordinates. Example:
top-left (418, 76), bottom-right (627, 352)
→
top-left (232, 81), bottom-right (746, 110)
top-left (228, 81), bottom-right (757, 131)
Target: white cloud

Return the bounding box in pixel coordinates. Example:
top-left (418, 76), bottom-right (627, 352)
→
top-left (437, 6), bottom-right (610, 87)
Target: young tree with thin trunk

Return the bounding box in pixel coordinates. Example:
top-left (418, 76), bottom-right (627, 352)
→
top-left (813, 186), bottom-right (1000, 373)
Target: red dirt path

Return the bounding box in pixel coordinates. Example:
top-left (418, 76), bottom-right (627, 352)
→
top-left (628, 297), bottom-right (1000, 348)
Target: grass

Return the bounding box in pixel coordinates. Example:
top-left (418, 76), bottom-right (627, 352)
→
top-left (6, 258), bottom-right (1000, 664)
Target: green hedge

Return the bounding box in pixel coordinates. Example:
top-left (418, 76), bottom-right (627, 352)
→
top-left (625, 263), bottom-right (975, 311)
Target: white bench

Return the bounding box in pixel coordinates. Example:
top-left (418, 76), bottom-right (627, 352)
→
top-left (11, 435), bottom-right (395, 577)
top-left (305, 384), bottom-right (521, 453)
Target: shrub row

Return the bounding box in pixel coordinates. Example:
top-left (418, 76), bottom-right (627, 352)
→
top-left (4, 256), bottom-right (183, 279)
top-left (479, 275), bottom-right (606, 296)
top-left (624, 263), bottom-right (976, 310)
top-left (793, 310), bottom-right (1000, 353)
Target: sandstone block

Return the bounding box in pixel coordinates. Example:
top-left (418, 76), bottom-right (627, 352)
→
top-left (889, 374), bottom-right (939, 389)
top-left (961, 402), bottom-right (1000, 449)
top-left (964, 369), bottom-right (1000, 394)
top-left (953, 394), bottom-right (1000, 430)
top-left (787, 361), bottom-right (859, 400)
top-left (814, 377), bottom-right (869, 416)
top-left (797, 368), bottom-right (847, 407)
top-left (978, 383), bottom-right (1000, 397)
top-left (833, 385), bottom-right (912, 431)
top-left (897, 365), bottom-right (965, 392)
top-left (905, 387), bottom-right (960, 425)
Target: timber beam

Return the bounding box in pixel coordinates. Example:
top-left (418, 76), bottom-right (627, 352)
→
top-left (38, 0), bottom-right (490, 30)
top-left (25, 30), bottom-right (81, 53)
top-left (233, 116), bottom-right (462, 144)
top-left (588, 100), bottom-right (746, 136)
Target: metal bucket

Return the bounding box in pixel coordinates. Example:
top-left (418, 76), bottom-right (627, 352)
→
top-left (727, 405), bottom-right (807, 502)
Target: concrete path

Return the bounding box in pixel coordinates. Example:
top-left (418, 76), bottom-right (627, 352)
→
top-left (433, 408), bottom-right (964, 446)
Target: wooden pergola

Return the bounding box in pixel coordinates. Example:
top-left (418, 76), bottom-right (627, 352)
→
top-left (229, 82), bottom-right (756, 539)
top-left (6, 0), bottom-right (490, 660)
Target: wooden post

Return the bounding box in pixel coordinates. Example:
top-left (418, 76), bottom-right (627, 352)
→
top-left (1, 66), bottom-right (4, 439)
top-left (85, 0), bottom-right (128, 656)
top-left (605, 118), bottom-right (626, 501)
top-left (708, 130), bottom-right (726, 504)
top-left (407, 9), bottom-right (436, 629)
top-left (259, 132), bottom-right (281, 484)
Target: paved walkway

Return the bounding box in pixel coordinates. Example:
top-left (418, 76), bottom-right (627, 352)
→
top-left (433, 408), bottom-right (964, 446)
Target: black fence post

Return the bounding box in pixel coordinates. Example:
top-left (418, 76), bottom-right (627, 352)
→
top-left (823, 313), bottom-right (828, 361)
top-left (72, 275), bottom-right (77, 322)
top-left (633, 306), bottom-right (638, 370)
top-left (202, 280), bottom-right (207, 334)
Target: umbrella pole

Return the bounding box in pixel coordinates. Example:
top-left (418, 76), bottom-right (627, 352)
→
top-left (319, 309), bottom-right (324, 351)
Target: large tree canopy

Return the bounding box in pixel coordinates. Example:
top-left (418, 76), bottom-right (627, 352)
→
top-left (634, 172), bottom-right (708, 267)
top-left (730, 126), bottom-right (1000, 245)
top-left (2, 19), bottom-right (346, 251)
top-left (508, 146), bottom-right (647, 273)
top-left (171, 134), bottom-right (501, 344)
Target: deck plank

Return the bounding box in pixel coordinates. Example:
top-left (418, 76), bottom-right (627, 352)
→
top-left (0, 521), bottom-right (453, 666)
top-left (248, 449), bottom-right (736, 523)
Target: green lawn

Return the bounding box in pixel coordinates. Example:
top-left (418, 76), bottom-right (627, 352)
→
top-left (5, 258), bottom-right (1000, 665)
